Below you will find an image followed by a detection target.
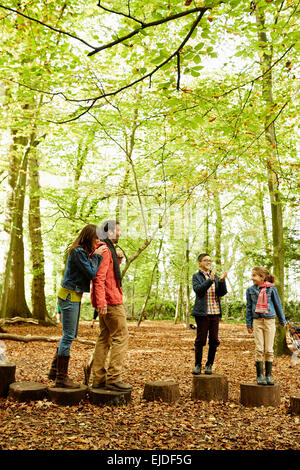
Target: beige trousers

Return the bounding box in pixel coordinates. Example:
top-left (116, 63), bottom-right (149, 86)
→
top-left (253, 318), bottom-right (276, 362)
top-left (92, 304), bottom-right (129, 385)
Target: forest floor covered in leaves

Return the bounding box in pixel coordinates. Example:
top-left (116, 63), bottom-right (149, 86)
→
top-left (0, 320), bottom-right (299, 451)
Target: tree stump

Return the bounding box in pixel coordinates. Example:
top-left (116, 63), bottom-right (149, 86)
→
top-left (88, 387), bottom-right (131, 406)
top-left (48, 385), bottom-right (87, 406)
top-left (191, 374), bottom-right (228, 402)
top-left (0, 363), bottom-right (16, 397)
top-left (143, 380), bottom-right (180, 403)
top-left (240, 383), bottom-right (280, 407)
top-left (290, 393), bottom-right (300, 415)
top-left (8, 381), bottom-right (48, 402)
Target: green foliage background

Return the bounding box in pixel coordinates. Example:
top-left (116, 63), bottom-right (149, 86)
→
top-left (0, 0), bottom-right (299, 324)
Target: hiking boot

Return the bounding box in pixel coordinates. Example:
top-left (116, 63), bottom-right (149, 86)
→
top-left (204, 364), bottom-right (213, 375)
top-left (92, 382), bottom-right (106, 389)
top-left (192, 364), bottom-right (202, 375)
top-left (106, 381), bottom-right (132, 391)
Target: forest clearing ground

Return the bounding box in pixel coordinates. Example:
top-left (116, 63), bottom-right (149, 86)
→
top-left (0, 320), bottom-right (299, 451)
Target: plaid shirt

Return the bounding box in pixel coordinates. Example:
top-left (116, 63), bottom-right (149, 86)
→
top-left (201, 271), bottom-right (220, 315)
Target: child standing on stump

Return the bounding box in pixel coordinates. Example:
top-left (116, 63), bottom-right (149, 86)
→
top-left (246, 266), bottom-right (287, 386)
top-left (191, 253), bottom-right (228, 375)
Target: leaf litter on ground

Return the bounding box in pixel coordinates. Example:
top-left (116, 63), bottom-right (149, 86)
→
top-left (0, 320), bottom-right (299, 450)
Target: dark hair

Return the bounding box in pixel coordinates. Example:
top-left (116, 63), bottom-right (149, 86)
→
top-left (252, 266), bottom-right (275, 283)
top-left (97, 220), bottom-right (119, 240)
top-left (197, 253), bottom-right (210, 262)
top-left (68, 224), bottom-right (98, 254)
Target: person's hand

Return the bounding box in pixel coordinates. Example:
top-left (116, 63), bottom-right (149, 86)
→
top-left (94, 245), bottom-right (107, 256)
top-left (247, 327), bottom-right (253, 334)
top-left (97, 306), bottom-right (107, 317)
top-left (219, 272), bottom-right (228, 281)
top-left (116, 250), bottom-right (123, 259)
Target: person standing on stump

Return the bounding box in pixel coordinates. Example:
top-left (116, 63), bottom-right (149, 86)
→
top-left (90, 220), bottom-right (132, 392)
top-left (48, 224), bottom-right (107, 388)
top-left (191, 253), bottom-right (228, 375)
top-left (246, 266), bottom-right (287, 386)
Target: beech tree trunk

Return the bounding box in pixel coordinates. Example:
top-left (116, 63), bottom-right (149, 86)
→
top-left (0, 131), bottom-right (32, 318)
top-left (174, 266), bottom-right (184, 324)
top-left (258, 184), bottom-right (272, 267)
top-left (214, 190), bottom-right (222, 271)
top-left (255, 7), bottom-right (289, 356)
top-left (185, 237), bottom-right (191, 327)
top-left (28, 149), bottom-right (49, 324)
top-left (137, 239), bottom-right (163, 326)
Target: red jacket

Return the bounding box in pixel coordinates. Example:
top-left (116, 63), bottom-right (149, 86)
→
top-left (91, 242), bottom-right (123, 308)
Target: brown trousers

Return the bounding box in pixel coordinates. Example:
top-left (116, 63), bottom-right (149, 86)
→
top-left (92, 304), bottom-right (129, 385)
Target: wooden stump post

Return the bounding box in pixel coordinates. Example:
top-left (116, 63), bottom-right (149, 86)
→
top-left (0, 363), bottom-right (16, 397)
top-left (8, 381), bottom-right (48, 402)
top-left (290, 393), bottom-right (300, 415)
top-left (240, 383), bottom-right (280, 407)
top-left (48, 385), bottom-right (87, 406)
top-left (191, 374), bottom-right (228, 402)
top-left (143, 380), bottom-right (180, 403)
top-left (89, 387), bottom-right (131, 406)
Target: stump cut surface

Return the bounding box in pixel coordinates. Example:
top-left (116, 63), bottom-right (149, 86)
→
top-left (89, 387), bottom-right (131, 406)
top-left (143, 380), bottom-right (180, 403)
top-left (290, 393), bottom-right (300, 415)
top-left (8, 381), bottom-right (48, 402)
top-left (240, 382), bottom-right (280, 407)
top-left (191, 374), bottom-right (228, 401)
top-left (48, 384), bottom-right (88, 406)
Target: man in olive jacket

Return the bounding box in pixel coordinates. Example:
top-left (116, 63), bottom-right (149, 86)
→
top-left (191, 253), bottom-right (228, 375)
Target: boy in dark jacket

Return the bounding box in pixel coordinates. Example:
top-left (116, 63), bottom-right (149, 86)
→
top-left (191, 253), bottom-right (228, 375)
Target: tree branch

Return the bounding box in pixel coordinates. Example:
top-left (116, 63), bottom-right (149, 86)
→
top-left (97, 0), bottom-right (145, 26)
top-left (0, 3), bottom-right (96, 50)
top-left (176, 52), bottom-right (181, 90)
top-left (54, 11), bottom-right (206, 123)
top-left (88, 6), bottom-right (208, 56)
top-left (0, 332), bottom-right (95, 345)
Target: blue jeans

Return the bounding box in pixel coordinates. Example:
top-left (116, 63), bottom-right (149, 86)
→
top-left (57, 295), bottom-right (81, 356)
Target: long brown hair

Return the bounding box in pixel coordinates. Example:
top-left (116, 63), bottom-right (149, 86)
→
top-left (252, 266), bottom-right (275, 283)
top-left (68, 224), bottom-right (98, 254)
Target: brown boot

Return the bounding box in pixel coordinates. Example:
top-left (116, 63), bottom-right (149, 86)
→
top-left (48, 348), bottom-right (58, 380)
top-left (55, 355), bottom-right (80, 389)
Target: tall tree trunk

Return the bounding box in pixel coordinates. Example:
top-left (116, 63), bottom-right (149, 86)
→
top-left (70, 142), bottom-right (88, 219)
top-left (137, 239), bottom-right (163, 326)
top-left (258, 183), bottom-right (272, 267)
top-left (255, 7), bottom-right (289, 355)
top-left (214, 190), bottom-right (222, 270)
top-left (174, 266), bottom-right (184, 324)
top-left (28, 148), bottom-right (49, 324)
top-left (204, 195), bottom-right (210, 252)
top-left (0, 134), bottom-right (32, 318)
top-left (1, 130), bottom-right (26, 277)
top-left (185, 238), bottom-right (191, 328)
top-left (116, 166), bottom-right (130, 223)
